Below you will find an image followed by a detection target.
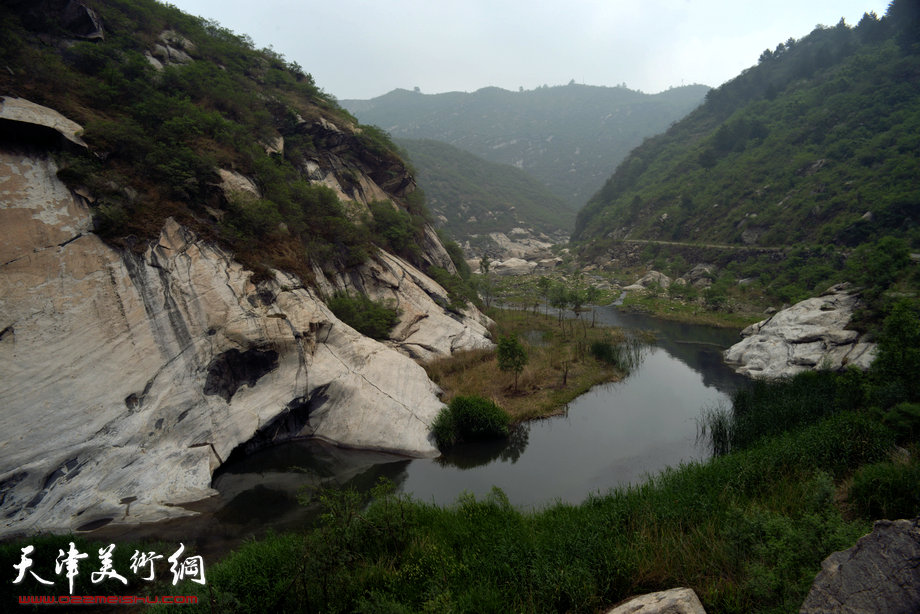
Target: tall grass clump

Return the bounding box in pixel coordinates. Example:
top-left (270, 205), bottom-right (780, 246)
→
top-left (431, 395), bottom-right (510, 449)
top-left (848, 451), bottom-right (920, 520)
top-left (699, 369), bottom-right (870, 455)
top-left (588, 334), bottom-right (646, 371)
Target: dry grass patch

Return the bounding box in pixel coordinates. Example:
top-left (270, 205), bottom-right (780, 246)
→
top-left (424, 308), bottom-right (641, 422)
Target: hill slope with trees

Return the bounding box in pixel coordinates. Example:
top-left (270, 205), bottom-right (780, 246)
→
top-left (398, 138), bottom-right (571, 254)
top-left (574, 4), bottom-right (919, 309)
top-left (0, 0), bottom-right (473, 296)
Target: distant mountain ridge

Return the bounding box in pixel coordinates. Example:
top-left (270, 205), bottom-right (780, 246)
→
top-left (342, 83), bottom-right (710, 209)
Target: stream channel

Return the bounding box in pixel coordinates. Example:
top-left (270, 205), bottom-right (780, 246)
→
top-left (93, 305), bottom-right (752, 557)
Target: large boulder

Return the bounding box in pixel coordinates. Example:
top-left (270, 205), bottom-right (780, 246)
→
top-left (800, 518), bottom-right (920, 614)
top-left (314, 248), bottom-right (494, 362)
top-left (0, 96), bottom-right (87, 149)
top-left (623, 270), bottom-right (672, 292)
top-left (723, 284), bottom-right (876, 378)
top-left (491, 257), bottom-right (538, 277)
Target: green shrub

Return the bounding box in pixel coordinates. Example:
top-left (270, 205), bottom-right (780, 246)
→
top-left (882, 402), bottom-right (920, 443)
top-left (849, 456), bottom-right (920, 519)
top-left (326, 292), bottom-right (400, 340)
top-left (432, 395), bottom-right (510, 449)
top-left (425, 266), bottom-right (481, 312)
top-left (367, 200), bottom-right (424, 265)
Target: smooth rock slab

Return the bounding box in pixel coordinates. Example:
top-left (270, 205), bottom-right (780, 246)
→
top-left (724, 284), bottom-right (876, 378)
top-left (606, 587), bottom-right (707, 614)
top-left (800, 518), bottom-right (920, 614)
top-left (0, 148), bottom-right (450, 537)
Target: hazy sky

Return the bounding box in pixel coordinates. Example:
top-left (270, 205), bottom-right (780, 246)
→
top-left (164, 0), bottom-right (890, 100)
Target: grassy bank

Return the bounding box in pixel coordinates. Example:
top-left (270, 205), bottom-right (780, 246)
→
top-left (152, 300), bottom-right (920, 613)
top-left (618, 291), bottom-right (763, 328)
top-left (155, 380), bottom-right (916, 613)
top-left (425, 308), bottom-right (647, 421)
top-left (487, 271), bottom-right (764, 329)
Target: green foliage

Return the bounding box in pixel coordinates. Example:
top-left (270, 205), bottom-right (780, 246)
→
top-left (573, 10), bottom-right (919, 305)
top-left (195, 533), bottom-right (305, 613)
top-left (366, 200), bottom-right (424, 265)
top-left (326, 291), bottom-right (400, 340)
top-left (440, 236), bottom-right (471, 279)
top-left (496, 334), bottom-right (528, 389)
top-left (881, 402), bottom-right (920, 443)
top-left (588, 335), bottom-right (646, 371)
top-left (870, 299), bottom-right (920, 405)
top-left (432, 395), bottom-right (510, 449)
top-left (425, 265), bottom-right (481, 312)
top-left (849, 454), bottom-right (920, 519)
top-left (844, 237), bottom-right (911, 302)
top-left (397, 138), bottom-right (574, 243)
top-left (1, 0), bottom-right (434, 283)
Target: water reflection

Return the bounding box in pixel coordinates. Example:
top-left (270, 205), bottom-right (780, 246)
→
top-left (202, 308), bottom-right (748, 527)
top-left (435, 423), bottom-right (531, 469)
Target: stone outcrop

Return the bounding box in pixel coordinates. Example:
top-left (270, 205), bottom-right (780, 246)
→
top-left (313, 249), bottom-right (493, 362)
top-left (0, 103), bottom-right (492, 537)
top-left (723, 284), bottom-right (876, 378)
top-left (0, 97), bottom-right (87, 149)
top-left (623, 270), bottom-right (671, 292)
top-left (490, 257), bottom-right (538, 277)
top-left (800, 518), bottom-right (920, 614)
top-left (606, 588), bottom-right (707, 613)
top-left (5, 0), bottom-right (103, 41)
top-left (145, 29), bottom-right (196, 70)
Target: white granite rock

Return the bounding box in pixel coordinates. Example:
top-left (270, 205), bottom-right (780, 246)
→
top-left (0, 147), bottom-right (462, 538)
top-left (606, 587), bottom-right (707, 613)
top-left (491, 257), bottom-right (538, 276)
top-left (623, 270), bottom-right (672, 292)
top-left (0, 96), bottom-right (86, 148)
top-left (723, 285), bottom-right (876, 378)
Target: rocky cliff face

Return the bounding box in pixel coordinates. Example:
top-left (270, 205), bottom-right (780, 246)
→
top-left (0, 102), bottom-right (492, 537)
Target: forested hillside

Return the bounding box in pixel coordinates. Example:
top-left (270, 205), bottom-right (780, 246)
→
top-left (343, 83), bottom-right (709, 209)
top-left (398, 138), bottom-right (571, 250)
top-left (0, 0), bottom-right (469, 290)
top-left (574, 4), bottom-right (919, 308)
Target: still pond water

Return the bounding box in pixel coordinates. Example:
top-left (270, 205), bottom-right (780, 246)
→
top-left (205, 305), bottom-right (750, 540)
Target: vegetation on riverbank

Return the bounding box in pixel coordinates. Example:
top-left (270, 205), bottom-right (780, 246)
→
top-left (617, 291), bottom-right (763, 328)
top-left (431, 395), bottom-right (510, 449)
top-left (144, 297), bottom-right (920, 614)
top-left (425, 308), bottom-right (647, 422)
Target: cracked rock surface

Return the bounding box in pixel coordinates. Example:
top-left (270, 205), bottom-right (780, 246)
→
top-left (0, 141), bottom-right (490, 536)
top-left (723, 284), bottom-right (876, 378)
